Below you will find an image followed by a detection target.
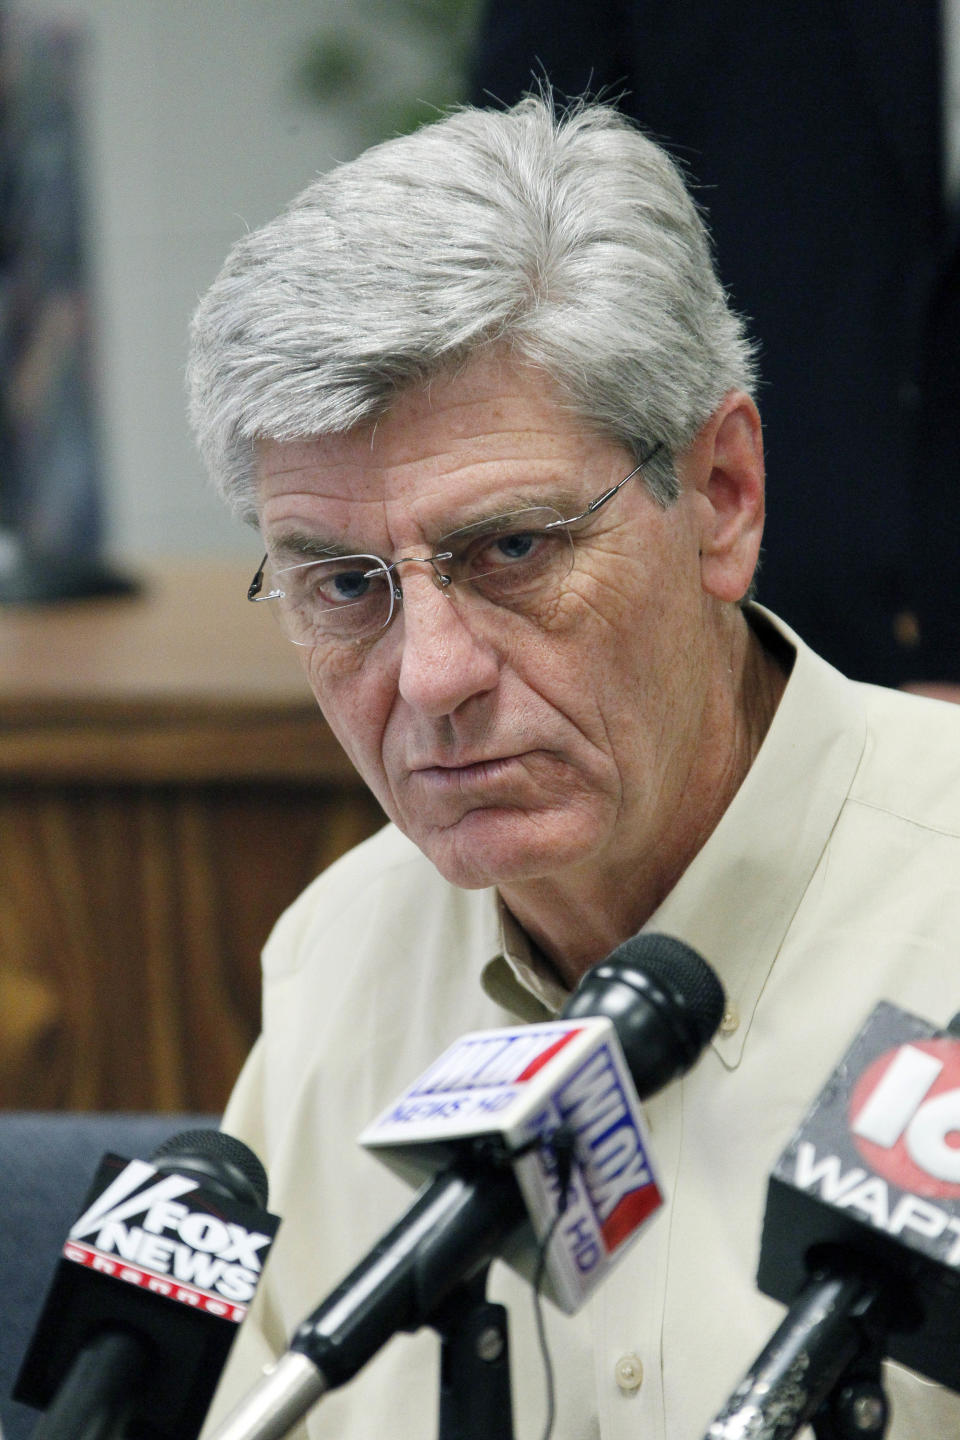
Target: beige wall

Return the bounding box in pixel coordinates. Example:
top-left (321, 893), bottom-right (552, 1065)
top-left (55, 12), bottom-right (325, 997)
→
top-left (12, 0), bottom-right (355, 563)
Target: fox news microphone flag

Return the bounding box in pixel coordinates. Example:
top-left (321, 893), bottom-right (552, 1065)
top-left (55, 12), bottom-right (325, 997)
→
top-left (206, 933), bottom-right (725, 1440)
top-left (14, 1129), bottom-right (280, 1440)
top-left (707, 1000), bottom-right (960, 1440)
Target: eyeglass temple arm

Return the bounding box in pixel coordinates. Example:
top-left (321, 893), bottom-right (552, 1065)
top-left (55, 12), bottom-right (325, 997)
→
top-left (247, 555), bottom-right (268, 601)
top-left (548, 441), bottom-right (664, 529)
top-left (248, 555), bottom-right (284, 604)
top-left (585, 463), bottom-right (645, 515)
top-left (588, 442), bottom-right (664, 511)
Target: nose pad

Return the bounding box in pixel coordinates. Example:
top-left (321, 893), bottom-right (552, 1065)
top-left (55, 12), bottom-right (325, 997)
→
top-left (428, 550), bottom-right (454, 588)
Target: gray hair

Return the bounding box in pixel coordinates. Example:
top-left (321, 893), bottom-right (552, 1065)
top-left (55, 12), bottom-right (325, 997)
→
top-left (187, 94), bottom-right (757, 521)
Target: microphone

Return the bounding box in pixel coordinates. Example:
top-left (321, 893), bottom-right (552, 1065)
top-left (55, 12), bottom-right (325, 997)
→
top-left (706, 1000), bottom-right (960, 1439)
top-left (14, 1128), bottom-right (281, 1440)
top-left (207, 932), bottom-right (724, 1440)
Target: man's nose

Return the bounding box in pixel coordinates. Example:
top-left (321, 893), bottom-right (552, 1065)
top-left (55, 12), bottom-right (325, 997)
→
top-left (395, 571), bottom-right (500, 718)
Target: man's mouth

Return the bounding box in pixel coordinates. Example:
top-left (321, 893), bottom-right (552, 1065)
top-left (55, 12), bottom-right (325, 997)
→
top-left (413, 755), bottom-right (523, 788)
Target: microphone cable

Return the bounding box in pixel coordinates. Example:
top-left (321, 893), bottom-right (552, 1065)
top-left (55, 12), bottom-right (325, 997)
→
top-left (530, 1123), bottom-right (577, 1440)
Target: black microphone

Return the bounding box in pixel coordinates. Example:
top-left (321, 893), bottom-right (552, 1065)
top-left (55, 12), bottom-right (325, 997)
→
top-left (706, 1000), bottom-right (960, 1439)
top-left (206, 932), bottom-right (724, 1440)
top-left (14, 1129), bottom-right (281, 1440)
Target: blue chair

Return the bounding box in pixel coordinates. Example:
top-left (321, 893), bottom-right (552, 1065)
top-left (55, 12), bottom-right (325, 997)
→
top-left (0, 1111), bottom-right (218, 1440)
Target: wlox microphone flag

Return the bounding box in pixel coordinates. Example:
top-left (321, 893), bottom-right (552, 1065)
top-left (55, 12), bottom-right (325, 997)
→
top-left (206, 933), bottom-right (724, 1440)
top-left (362, 1010), bottom-right (662, 1310)
top-left (708, 999), bottom-right (960, 1439)
top-left (15, 1129), bottom-right (280, 1440)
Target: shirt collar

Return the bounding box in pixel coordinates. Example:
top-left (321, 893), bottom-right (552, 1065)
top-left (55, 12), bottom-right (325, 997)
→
top-left (480, 607), bottom-right (868, 1060)
top-left (645, 607), bottom-right (866, 1064)
top-left (482, 900), bottom-right (566, 1020)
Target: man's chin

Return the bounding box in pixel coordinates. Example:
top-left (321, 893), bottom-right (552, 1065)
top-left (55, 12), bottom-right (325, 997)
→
top-left (407, 804), bottom-right (601, 891)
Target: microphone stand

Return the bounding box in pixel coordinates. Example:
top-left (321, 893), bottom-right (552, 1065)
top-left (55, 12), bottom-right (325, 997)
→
top-left (432, 1267), bottom-right (515, 1440)
top-left (809, 1347), bottom-right (889, 1440)
top-left (706, 1267), bottom-right (892, 1440)
top-left (433, 1257), bottom-right (891, 1440)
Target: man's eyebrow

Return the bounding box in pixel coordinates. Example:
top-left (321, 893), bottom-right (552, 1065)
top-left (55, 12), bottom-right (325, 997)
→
top-left (269, 530), bottom-right (371, 563)
top-left (436, 484), bottom-right (586, 533)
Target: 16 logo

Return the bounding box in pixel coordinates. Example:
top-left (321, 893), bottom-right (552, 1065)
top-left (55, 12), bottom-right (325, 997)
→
top-left (851, 1038), bottom-right (960, 1199)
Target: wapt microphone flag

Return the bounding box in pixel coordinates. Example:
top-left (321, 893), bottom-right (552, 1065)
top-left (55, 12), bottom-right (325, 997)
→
top-left (758, 1000), bottom-right (960, 1392)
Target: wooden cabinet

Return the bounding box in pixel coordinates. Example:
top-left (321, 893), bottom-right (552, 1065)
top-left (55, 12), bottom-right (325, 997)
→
top-left (0, 562), bottom-right (384, 1112)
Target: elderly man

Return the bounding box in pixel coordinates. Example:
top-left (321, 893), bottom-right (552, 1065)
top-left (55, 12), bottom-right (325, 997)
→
top-left (189, 98), bottom-right (960, 1438)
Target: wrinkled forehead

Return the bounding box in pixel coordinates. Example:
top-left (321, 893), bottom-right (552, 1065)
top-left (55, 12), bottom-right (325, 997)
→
top-left (252, 357), bottom-right (633, 553)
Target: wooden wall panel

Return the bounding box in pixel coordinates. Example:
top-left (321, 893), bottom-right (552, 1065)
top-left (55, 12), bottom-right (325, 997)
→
top-left (0, 564), bottom-right (385, 1112)
top-left (0, 782), bottom-right (384, 1111)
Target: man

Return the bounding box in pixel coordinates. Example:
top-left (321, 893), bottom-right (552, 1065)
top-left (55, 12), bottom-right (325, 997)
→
top-left (189, 97), bottom-right (960, 1437)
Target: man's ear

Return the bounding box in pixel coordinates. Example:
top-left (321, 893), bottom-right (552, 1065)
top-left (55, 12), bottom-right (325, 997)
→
top-left (687, 391), bottom-right (765, 603)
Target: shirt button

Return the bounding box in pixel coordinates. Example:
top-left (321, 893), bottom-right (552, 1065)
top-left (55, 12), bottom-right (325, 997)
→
top-left (614, 1354), bottom-right (644, 1392)
top-left (719, 1002), bottom-right (740, 1035)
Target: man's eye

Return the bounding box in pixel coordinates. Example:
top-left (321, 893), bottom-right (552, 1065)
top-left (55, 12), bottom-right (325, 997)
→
top-left (313, 567), bottom-right (380, 606)
top-left (493, 532), bottom-right (537, 562)
top-left (471, 530), bottom-right (544, 572)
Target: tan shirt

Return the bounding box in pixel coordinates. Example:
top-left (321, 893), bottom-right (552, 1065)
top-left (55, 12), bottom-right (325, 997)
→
top-left (205, 610), bottom-right (960, 1439)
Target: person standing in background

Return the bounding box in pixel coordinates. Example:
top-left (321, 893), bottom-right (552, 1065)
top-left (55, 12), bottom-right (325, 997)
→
top-left (471, 1), bottom-right (960, 693)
